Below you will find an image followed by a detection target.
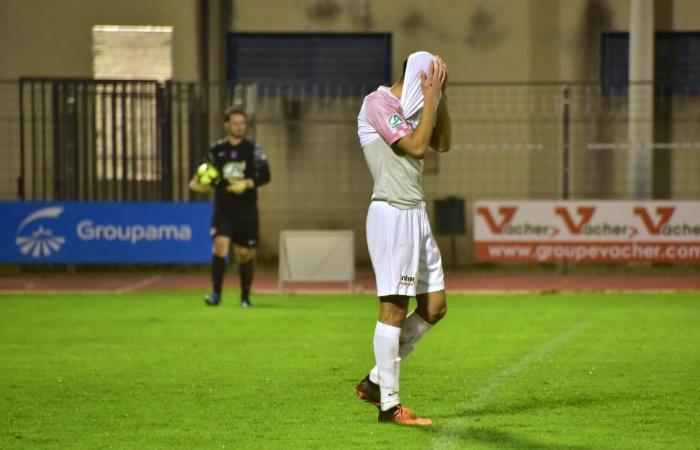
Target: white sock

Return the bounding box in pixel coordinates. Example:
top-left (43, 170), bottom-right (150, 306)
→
top-left (369, 310), bottom-right (433, 386)
top-left (373, 321), bottom-right (402, 411)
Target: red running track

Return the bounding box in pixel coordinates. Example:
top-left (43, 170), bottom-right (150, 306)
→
top-left (1, 270), bottom-right (699, 294)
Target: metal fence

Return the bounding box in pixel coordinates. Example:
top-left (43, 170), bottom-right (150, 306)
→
top-left (1, 79), bottom-right (699, 263)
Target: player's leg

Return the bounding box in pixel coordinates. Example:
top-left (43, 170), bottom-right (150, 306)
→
top-left (233, 244), bottom-right (255, 307)
top-left (373, 295), bottom-right (408, 409)
top-left (397, 237), bottom-right (447, 352)
top-left (230, 206), bottom-right (259, 307)
top-left (414, 203), bottom-right (447, 325)
top-left (206, 207), bottom-right (233, 306)
top-left (361, 201), bottom-right (421, 392)
top-left (374, 294), bottom-right (431, 425)
top-left (415, 290), bottom-right (447, 324)
top-left (359, 202), bottom-right (431, 425)
top-left (368, 290), bottom-right (442, 383)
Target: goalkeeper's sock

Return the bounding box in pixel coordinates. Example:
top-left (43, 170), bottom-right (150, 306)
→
top-left (239, 259), bottom-right (255, 300)
top-left (212, 255), bottom-right (227, 296)
top-left (369, 310), bottom-right (432, 384)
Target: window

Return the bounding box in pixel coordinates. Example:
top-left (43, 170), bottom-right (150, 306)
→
top-left (227, 33), bottom-right (392, 95)
top-left (601, 32), bottom-right (700, 95)
top-left (92, 25), bottom-right (173, 180)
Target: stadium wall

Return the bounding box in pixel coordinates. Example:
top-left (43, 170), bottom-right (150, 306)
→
top-left (1, 0), bottom-right (699, 266)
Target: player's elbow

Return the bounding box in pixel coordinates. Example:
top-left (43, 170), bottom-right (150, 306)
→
top-left (436, 142), bottom-right (451, 153)
top-left (394, 138), bottom-right (428, 159)
top-left (256, 167), bottom-right (271, 186)
top-left (409, 144), bottom-right (429, 159)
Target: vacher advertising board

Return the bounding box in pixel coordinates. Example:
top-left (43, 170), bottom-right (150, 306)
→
top-left (0, 202), bottom-right (212, 264)
top-left (474, 201), bottom-right (700, 263)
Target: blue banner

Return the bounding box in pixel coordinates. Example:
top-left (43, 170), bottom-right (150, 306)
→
top-left (0, 202), bottom-right (213, 264)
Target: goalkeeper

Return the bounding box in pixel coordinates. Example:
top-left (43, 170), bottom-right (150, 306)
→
top-left (189, 106), bottom-right (271, 307)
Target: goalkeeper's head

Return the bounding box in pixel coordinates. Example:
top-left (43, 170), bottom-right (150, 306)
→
top-left (223, 106), bottom-right (247, 139)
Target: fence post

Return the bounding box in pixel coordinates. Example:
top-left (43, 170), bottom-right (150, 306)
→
top-left (158, 80), bottom-right (173, 201)
top-left (187, 82), bottom-right (197, 202)
top-left (560, 83), bottom-right (571, 273)
top-left (18, 79), bottom-right (25, 200)
top-left (561, 83), bottom-right (570, 200)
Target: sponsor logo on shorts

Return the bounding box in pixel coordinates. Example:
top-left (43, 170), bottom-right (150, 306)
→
top-left (399, 275), bottom-right (416, 286)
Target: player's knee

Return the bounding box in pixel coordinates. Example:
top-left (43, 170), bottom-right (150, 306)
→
top-left (380, 310), bottom-right (407, 327)
top-left (213, 239), bottom-right (229, 257)
top-left (424, 295), bottom-right (447, 324)
top-left (429, 302), bottom-right (447, 323)
top-left (236, 247), bottom-right (254, 263)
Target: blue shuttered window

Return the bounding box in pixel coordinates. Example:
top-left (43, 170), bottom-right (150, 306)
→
top-left (227, 33), bottom-right (392, 95)
top-left (601, 32), bottom-right (700, 95)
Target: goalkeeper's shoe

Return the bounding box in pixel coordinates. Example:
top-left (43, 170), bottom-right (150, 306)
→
top-left (204, 292), bottom-right (221, 306)
top-left (355, 375), bottom-right (381, 408)
top-left (378, 405), bottom-right (432, 426)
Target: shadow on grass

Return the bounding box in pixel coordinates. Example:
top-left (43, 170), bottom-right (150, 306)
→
top-left (423, 426), bottom-right (594, 450)
top-left (414, 394), bottom-right (645, 449)
top-left (442, 393), bottom-right (641, 419)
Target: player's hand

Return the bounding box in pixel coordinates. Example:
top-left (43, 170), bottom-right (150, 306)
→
top-left (435, 56), bottom-right (449, 93)
top-left (420, 60), bottom-right (445, 103)
top-left (226, 179), bottom-right (254, 194)
top-left (227, 180), bottom-right (247, 194)
top-left (189, 177), bottom-right (212, 194)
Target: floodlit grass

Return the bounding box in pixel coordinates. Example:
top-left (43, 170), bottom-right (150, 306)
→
top-left (1, 290), bottom-right (698, 449)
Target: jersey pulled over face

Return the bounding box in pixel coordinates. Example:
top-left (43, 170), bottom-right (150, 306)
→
top-left (357, 86), bottom-right (424, 209)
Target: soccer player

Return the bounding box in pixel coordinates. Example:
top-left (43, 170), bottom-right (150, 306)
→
top-left (189, 106), bottom-right (271, 308)
top-left (355, 53), bottom-right (451, 425)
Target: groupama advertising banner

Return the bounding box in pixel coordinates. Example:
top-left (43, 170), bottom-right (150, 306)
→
top-left (474, 201), bottom-right (700, 263)
top-left (0, 202), bottom-right (212, 264)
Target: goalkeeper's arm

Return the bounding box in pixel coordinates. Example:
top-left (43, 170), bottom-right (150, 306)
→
top-left (188, 174), bottom-right (213, 194)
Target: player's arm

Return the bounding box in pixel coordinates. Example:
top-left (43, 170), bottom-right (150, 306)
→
top-left (189, 151), bottom-right (215, 194)
top-left (188, 174), bottom-right (213, 194)
top-left (430, 94), bottom-right (451, 153)
top-left (228, 145), bottom-right (270, 194)
top-left (392, 60), bottom-right (445, 159)
top-left (430, 57), bottom-right (451, 152)
top-left (250, 144), bottom-right (271, 187)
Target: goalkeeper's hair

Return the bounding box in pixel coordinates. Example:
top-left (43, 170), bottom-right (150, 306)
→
top-left (223, 105), bottom-right (247, 122)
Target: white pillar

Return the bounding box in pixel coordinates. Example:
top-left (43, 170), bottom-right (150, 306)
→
top-left (628, 0), bottom-right (654, 199)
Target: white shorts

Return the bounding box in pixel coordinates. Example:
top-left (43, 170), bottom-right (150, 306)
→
top-left (366, 201), bottom-right (445, 297)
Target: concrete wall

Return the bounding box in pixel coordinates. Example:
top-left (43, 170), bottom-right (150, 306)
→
top-left (1, 0), bottom-right (699, 265)
top-left (0, 0), bottom-right (202, 200)
top-left (230, 0), bottom-right (638, 83)
top-left (0, 0), bottom-right (201, 80)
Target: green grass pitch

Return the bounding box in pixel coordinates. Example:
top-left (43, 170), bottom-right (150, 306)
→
top-left (1, 290), bottom-right (698, 449)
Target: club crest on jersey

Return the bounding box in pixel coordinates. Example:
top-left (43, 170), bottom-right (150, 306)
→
top-left (222, 161), bottom-right (246, 180)
top-left (387, 113), bottom-right (405, 129)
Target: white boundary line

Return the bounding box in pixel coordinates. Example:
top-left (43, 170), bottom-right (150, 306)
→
top-left (431, 322), bottom-right (590, 450)
top-left (114, 275), bottom-right (162, 293)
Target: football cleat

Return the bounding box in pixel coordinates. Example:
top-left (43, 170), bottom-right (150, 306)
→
top-left (378, 405), bottom-right (433, 426)
top-left (204, 292), bottom-right (221, 306)
top-left (355, 375), bottom-right (381, 408)
top-left (240, 298), bottom-right (252, 308)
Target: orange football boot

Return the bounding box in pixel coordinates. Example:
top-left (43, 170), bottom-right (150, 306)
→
top-left (378, 405), bottom-right (433, 426)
